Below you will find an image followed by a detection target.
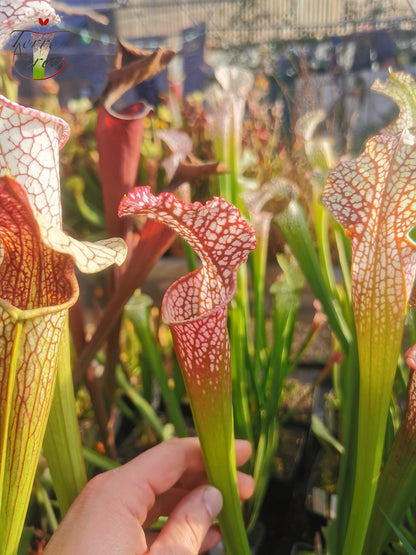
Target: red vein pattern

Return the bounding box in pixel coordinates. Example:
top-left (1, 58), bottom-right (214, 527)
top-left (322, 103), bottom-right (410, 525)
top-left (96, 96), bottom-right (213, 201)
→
top-left (321, 130), bottom-right (416, 554)
top-left (0, 176), bottom-right (77, 534)
top-left (37, 210), bottom-right (127, 273)
top-left (119, 186), bottom-right (256, 394)
top-left (0, 177), bottom-right (76, 311)
top-left (322, 131), bottom-right (416, 335)
top-left (0, 97), bottom-right (128, 271)
top-left (0, 88), bottom-right (126, 548)
top-left (119, 186), bottom-right (256, 314)
top-left (0, 95), bottom-right (70, 228)
top-left (0, 174), bottom-right (126, 546)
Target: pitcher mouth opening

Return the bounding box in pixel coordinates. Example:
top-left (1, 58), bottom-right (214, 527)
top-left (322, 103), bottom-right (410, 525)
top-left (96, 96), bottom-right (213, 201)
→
top-left (0, 264), bottom-right (79, 321)
top-left (162, 267), bottom-right (235, 327)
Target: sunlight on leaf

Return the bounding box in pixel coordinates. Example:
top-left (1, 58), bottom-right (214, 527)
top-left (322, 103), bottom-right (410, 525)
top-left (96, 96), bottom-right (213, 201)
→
top-left (372, 71), bottom-right (416, 135)
top-left (98, 39), bottom-right (175, 118)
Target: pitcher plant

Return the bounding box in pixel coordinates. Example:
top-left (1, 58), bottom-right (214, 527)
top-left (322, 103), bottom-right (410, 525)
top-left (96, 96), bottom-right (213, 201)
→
top-left (0, 92), bottom-right (127, 553)
top-left (119, 186), bottom-right (256, 555)
top-left (321, 129), bottom-right (416, 554)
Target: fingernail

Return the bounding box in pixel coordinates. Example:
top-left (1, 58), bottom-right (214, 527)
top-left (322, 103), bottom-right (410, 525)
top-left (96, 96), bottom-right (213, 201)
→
top-left (203, 486), bottom-right (223, 519)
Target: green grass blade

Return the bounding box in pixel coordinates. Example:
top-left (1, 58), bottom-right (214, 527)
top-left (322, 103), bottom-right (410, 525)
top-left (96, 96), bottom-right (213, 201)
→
top-left (274, 200), bottom-right (351, 352)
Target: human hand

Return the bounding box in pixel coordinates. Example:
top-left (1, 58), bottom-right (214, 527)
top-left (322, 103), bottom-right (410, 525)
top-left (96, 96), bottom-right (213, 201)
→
top-left (43, 437), bottom-right (254, 554)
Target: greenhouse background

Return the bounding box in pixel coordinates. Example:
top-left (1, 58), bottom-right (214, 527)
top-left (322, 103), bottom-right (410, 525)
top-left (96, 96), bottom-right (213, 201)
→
top-left (46, 1), bottom-right (416, 88)
top-left (113, 0), bottom-right (416, 45)
top-left (12, 0), bottom-right (416, 151)
top-left (30, 0), bottom-right (410, 152)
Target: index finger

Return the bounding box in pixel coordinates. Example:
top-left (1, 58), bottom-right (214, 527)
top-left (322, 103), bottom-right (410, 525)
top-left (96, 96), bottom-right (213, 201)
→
top-left (120, 437), bottom-right (251, 494)
top-left (102, 437), bottom-right (251, 523)
top-left (122, 437), bottom-right (206, 493)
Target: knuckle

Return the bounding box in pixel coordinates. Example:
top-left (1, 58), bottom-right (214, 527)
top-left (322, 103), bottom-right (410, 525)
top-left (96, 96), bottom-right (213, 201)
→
top-left (80, 467), bottom-right (124, 505)
top-left (82, 471), bottom-right (110, 497)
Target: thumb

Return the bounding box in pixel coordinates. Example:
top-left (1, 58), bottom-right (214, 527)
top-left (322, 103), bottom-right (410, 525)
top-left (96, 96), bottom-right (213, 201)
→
top-left (149, 485), bottom-right (223, 555)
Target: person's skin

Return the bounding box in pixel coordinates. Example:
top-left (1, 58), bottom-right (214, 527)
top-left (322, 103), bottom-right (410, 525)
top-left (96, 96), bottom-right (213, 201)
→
top-left (43, 438), bottom-right (255, 555)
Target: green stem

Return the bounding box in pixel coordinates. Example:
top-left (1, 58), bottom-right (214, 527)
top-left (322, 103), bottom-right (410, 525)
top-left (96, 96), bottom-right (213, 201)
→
top-left (115, 366), bottom-right (166, 441)
top-left (43, 318), bottom-right (87, 516)
top-left (342, 365), bottom-right (396, 555)
top-left (229, 301), bottom-right (254, 445)
top-left (229, 265), bottom-right (255, 448)
top-left (38, 482), bottom-right (59, 532)
top-left (218, 171), bottom-right (233, 204)
top-left (314, 197), bottom-right (338, 294)
top-left (268, 279), bottom-right (300, 396)
top-left (250, 228), bottom-right (268, 379)
top-left (248, 416), bottom-right (279, 532)
top-left (334, 225), bottom-right (352, 305)
top-left (274, 201), bottom-right (351, 353)
top-left (364, 436), bottom-right (416, 554)
top-left (82, 446), bottom-right (119, 471)
top-left (169, 303), bottom-right (251, 554)
top-left (326, 341), bottom-right (359, 555)
top-left (124, 295), bottom-right (188, 437)
top-left (190, 392), bottom-right (251, 555)
top-left (363, 371), bottom-right (416, 554)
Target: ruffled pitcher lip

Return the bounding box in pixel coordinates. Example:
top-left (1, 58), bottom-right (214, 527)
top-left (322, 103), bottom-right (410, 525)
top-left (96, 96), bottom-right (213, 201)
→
top-left (0, 94), bottom-right (70, 149)
top-left (118, 186), bottom-right (256, 327)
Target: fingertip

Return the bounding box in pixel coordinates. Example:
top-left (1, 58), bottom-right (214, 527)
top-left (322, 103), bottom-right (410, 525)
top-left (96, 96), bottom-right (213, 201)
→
top-left (237, 472), bottom-right (256, 500)
top-left (235, 439), bottom-right (253, 464)
top-left (203, 486), bottom-right (223, 519)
